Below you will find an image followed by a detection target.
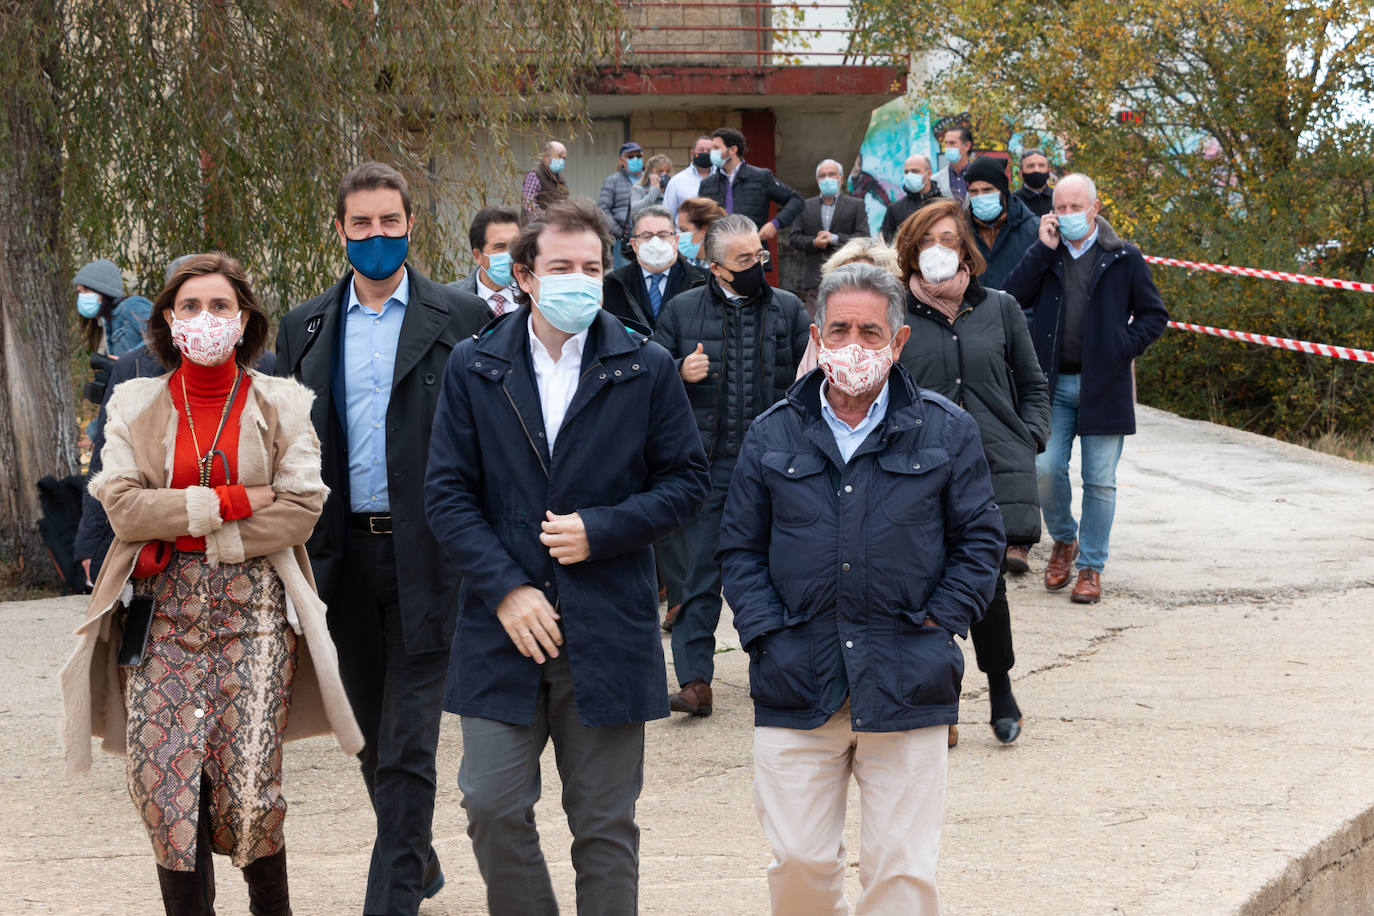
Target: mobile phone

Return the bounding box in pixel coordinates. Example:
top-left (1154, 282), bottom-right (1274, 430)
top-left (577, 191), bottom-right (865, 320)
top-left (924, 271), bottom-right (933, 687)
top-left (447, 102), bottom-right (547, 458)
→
top-left (116, 595), bottom-right (156, 668)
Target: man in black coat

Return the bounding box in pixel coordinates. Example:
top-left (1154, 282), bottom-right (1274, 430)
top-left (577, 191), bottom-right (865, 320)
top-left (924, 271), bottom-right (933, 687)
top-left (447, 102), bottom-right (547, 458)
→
top-left (1012, 148), bottom-right (1055, 217)
top-left (789, 158), bottom-right (870, 317)
top-left (654, 213), bottom-right (812, 717)
top-left (424, 199), bottom-right (709, 913)
top-left (602, 204), bottom-right (708, 330)
top-left (275, 162), bottom-right (490, 915)
top-left (880, 152), bottom-right (943, 243)
top-left (697, 127), bottom-right (804, 269)
top-left (1003, 172), bottom-right (1168, 606)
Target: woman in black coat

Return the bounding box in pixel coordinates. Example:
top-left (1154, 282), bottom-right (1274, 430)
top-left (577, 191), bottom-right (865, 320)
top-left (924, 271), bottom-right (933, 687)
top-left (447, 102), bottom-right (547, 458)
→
top-left (893, 199), bottom-right (1050, 745)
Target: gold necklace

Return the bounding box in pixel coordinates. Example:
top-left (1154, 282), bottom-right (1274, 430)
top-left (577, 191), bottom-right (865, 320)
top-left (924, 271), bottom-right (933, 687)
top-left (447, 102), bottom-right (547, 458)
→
top-left (179, 367), bottom-right (243, 487)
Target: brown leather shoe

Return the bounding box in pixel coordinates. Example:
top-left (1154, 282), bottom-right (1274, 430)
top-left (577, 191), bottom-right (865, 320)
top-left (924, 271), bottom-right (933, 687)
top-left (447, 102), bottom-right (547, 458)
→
top-left (1005, 545), bottom-right (1030, 575)
top-left (1070, 569), bottom-right (1102, 604)
top-left (948, 724), bottom-right (959, 748)
top-left (1044, 540), bottom-right (1078, 590)
top-left (660, 603), bottom-right (681, 633)
top-left (669, 679), bottom-right (713, 716)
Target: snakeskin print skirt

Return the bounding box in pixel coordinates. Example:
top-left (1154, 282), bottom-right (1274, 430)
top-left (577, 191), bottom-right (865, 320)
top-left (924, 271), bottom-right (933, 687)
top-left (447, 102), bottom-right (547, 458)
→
top-left (121, 552), bottom-right (297, 870)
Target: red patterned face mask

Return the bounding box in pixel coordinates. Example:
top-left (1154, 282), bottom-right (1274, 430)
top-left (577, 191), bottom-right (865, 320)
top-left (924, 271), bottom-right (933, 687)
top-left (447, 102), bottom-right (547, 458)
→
top-left (816, 338), bottom-right (894, 397)
top-left (170, 311), bottom-right (243, 366)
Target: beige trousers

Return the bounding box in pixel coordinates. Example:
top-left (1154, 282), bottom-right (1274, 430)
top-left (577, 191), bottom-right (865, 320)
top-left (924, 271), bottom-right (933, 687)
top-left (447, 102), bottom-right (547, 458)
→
top-left (752, 703), bottom-right (948, 915)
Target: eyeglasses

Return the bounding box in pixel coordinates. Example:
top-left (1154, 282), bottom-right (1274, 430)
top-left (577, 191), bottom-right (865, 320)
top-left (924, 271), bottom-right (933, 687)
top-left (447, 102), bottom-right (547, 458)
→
top-left (171, 300), bottom-right (240, 318)
top-left (634, 230), bottom-right (676, 242)
top-left (916, 233), bottom-right (961, 251)
top-left (717, 250), bottom-right (768, 270)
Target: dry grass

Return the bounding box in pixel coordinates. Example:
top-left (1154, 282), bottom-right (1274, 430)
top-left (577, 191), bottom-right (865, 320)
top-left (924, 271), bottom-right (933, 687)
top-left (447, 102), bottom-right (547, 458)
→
top-left (1298, 431), bottom-right (1374, 464)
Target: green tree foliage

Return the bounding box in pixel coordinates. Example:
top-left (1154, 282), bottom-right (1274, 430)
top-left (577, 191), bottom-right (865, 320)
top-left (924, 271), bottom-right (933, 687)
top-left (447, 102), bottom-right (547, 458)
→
top-left (63, 1), bottom-right (623, 307)
top-left (850, 0), bottom-right (1374, 440)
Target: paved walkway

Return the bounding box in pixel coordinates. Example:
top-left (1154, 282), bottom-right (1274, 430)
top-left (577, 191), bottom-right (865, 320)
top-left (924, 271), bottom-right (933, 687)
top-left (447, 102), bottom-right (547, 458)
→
top-left (4, 405), bottom-right (1373, 914)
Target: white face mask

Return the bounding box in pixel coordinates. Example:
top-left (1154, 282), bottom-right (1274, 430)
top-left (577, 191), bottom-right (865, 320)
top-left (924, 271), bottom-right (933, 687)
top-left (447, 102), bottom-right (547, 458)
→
top-left (170, 310), bottom-right (243, 366)
top-left (636, 236), bottom-right (677, 271)
top-left (918, 245), bottom-right (961, 284)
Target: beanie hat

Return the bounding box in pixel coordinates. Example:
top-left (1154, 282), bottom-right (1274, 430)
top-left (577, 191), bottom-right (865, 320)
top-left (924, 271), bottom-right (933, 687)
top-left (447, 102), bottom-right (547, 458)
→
top-left (72, 259), bottom-right (124, 298)
top-left (964, 157), bottom-right (1010, 197)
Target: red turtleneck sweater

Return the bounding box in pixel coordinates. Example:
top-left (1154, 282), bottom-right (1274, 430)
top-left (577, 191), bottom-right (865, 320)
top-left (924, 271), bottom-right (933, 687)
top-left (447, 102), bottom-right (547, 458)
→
top-left (168, 358), bottom-right (254, 551)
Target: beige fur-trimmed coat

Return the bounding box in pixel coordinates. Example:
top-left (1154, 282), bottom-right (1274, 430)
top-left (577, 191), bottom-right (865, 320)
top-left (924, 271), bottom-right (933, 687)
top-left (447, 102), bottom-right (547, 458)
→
top-left (60, 369), bottom-right (364, 775)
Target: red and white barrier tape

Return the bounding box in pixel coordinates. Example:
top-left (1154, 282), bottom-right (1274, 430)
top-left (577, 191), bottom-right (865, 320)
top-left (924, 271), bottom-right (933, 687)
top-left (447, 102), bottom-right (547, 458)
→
top-left (1167, 321), bottom-right (1374, 363)
top-left (1144, 255), bottom-right (1374, 294)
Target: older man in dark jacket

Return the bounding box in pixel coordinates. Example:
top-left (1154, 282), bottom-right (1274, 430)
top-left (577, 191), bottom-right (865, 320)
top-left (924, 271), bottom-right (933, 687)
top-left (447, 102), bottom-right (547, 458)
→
top-left (720, 263), bottom-right (1003, 914)
top-left (425, 199), bottom-right (709, 915)
top-left (1003, 172), bottom-right (1168, 604)
top-left (788, 157), bottom-right (869, 318)
top-left (654, 213), bottom-right (812, 717)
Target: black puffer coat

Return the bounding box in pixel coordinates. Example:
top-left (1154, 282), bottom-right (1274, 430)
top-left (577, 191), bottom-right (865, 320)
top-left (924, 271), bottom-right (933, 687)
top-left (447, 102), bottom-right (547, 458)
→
top-left (898, 285), bottom-right (1050, 544)
top-left (654, 278), bottom-right (811, 461)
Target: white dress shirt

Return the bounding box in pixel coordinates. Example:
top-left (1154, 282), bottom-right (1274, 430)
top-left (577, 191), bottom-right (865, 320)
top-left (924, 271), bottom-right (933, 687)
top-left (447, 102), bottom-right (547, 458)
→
top-left (528, 315), bottom-right (588, 451)
top-left (476, 270), bottom-right (518, 315)
top-left (663, 165), bottom-right (712, 219)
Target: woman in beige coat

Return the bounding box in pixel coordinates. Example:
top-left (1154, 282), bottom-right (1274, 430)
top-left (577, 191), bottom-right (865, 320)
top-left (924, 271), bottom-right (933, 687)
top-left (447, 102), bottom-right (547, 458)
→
top-left (61, 253), bottom-right (362, 916)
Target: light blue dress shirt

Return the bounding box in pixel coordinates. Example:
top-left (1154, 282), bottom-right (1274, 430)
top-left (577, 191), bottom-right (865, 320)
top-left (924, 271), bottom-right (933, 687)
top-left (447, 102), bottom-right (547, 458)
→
top-left (819, 378), bottom-right (890, 463)
top-left (344, 269), bottom-right (409, 512)
top-left (1065, 224), bottom-right (1101, 260)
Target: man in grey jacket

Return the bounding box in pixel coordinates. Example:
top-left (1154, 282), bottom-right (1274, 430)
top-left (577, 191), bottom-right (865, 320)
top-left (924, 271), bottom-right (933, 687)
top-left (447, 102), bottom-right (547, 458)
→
top-left (598, 141), bottom-right (644, 268)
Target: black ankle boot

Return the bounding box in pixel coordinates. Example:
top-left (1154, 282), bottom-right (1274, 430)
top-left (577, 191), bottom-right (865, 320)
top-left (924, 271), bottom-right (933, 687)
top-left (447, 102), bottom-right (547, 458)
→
top-left (157, 862), bottom-right (216, 916)
top-left (242, 848), bottom-right (291, 916)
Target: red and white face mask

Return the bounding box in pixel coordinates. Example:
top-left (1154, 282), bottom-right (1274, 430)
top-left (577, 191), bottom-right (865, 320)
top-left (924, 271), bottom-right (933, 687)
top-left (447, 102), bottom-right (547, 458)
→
top-left (817, 338), bottom-right (894, 397)
top-left (170, 311), bottom-right (243, 366)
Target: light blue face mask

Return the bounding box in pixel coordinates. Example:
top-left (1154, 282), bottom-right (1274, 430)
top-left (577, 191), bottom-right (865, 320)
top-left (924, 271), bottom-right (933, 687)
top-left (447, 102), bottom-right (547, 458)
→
top-left (678, 231), bottom-right (700, 260)
top-left (818, 177), bottom-right (840, 198)
top-left (76, 291), bottom-right (102, 319)
top-left (484, 252), bottom-right (513, 287)
top-left (549, 157), bottom-right (566, 174)
top-left (970, 192), bottom-right (1004, 222)
top-left (534, 272), bottom-right (603, 333)
top-left (709, 149), bottom-right (725, 168)
top-left (902, 172), bottom-right (926, 194)
top-left (1057, 210), bottom-right (1092, 241)
top-left (626, 156), bottom-right (644, 175)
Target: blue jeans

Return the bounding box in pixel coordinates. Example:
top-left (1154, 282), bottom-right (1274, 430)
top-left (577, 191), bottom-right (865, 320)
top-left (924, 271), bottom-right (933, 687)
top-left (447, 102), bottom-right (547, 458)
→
top-left (1035, 373), bottom-right (1124, 573)
top-left (670, 455), bottom-right (736, 686)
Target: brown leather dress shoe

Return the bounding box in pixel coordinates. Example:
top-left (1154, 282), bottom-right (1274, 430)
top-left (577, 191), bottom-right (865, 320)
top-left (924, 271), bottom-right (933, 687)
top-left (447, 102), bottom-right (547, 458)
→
top-left (1044, 540), bottom-right (1078, 590)
top-left (1070, 569), bottom-right (1102, 603)
top-left (669, 679), bottom-right (713, 716)
top-left (947, 724), bottom-right (959, 748)
top-left (660, 603), bottom-right (681, 633)
top-left (1005, 545), bottom-right (1030, 574)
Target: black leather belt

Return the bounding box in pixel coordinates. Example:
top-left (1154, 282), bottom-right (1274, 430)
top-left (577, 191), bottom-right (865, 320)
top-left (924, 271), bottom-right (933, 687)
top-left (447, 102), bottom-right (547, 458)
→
top-left (351, 513), bottom-right (393, 535)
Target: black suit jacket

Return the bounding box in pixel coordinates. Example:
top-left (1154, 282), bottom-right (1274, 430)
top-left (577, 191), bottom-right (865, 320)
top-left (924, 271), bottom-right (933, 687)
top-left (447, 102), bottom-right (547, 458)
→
top-left (602, 259), bottom-right (708, 330)
top-left (698, 162), bottom-right (804, 231)
top-left (787, 194), bottom-right (870, 290)
top-left (275, 266), bottom-right (491, 654)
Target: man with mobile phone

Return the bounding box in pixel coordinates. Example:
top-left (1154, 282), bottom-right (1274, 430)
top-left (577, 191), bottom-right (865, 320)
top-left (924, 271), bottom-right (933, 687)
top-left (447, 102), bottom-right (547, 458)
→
top-left (1003, 173), bottom-right (1169, 605)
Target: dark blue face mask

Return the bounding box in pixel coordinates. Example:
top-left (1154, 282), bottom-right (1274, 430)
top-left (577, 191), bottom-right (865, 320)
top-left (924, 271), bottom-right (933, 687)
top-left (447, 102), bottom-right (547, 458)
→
top-left (346, 233), bottom-right (410, 281)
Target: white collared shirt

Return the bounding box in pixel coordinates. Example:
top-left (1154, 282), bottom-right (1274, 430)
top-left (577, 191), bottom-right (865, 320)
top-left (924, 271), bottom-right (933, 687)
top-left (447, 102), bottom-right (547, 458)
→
top-left (476, 271), bottom-right (518, 314)
top-left (528, 315), bottom-right (588, 451)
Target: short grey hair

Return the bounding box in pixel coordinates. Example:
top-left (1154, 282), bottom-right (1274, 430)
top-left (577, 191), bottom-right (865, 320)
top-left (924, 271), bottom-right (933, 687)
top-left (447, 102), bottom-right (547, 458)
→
top-left (815, 263), bottom-right (907, 337)
top-left (633, 205), bottom-right (674, 231)
top-left (1056, 172), bottom-right (1098, 203)
top-left (1020, 147), bottom-right (1049, 164)
top-left (704, 213), bottom-right (758, 265)
top-left (815, 158), bottom-right (844, 178)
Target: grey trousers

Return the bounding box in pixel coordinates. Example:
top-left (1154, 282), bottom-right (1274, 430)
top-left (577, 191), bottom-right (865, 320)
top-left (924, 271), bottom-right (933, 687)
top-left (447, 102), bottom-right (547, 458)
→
top-left (459, 652), bottom-right (645, 916)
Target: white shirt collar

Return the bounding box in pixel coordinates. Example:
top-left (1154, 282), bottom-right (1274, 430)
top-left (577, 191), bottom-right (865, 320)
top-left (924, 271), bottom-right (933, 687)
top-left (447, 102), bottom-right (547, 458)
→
top-left (527, 314), bottom-right (588, 365)
top-left (1065, 224), bottom-right (1101, 260)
